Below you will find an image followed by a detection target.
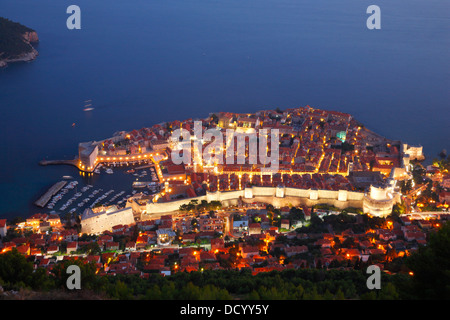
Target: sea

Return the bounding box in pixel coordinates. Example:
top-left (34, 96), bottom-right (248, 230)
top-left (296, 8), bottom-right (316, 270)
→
top-left (0, 0), bottom-right (449, 220)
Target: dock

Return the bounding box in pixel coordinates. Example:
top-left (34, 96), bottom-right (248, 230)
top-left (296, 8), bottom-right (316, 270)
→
top-left (39, 159), bottom-right (78, 167)
top-left (135, 164), bottom-right (154, 170)
top-left (34, 181), bottom-right (67, 208)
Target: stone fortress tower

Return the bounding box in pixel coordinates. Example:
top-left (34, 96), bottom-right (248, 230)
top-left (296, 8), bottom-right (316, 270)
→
top-left (363, 182), bottom-right (399, 217)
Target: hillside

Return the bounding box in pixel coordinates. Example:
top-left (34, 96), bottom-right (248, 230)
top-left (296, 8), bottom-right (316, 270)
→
top-left (0, 17), bottom-right (39, 67)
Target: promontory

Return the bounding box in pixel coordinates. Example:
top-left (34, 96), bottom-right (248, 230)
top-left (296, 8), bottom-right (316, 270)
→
top-left (0, 17), bottom-right (39, 67)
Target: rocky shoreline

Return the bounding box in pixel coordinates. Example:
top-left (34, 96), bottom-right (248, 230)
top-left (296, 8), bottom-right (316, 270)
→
top-left (0, 30), bottom-right (39, 68)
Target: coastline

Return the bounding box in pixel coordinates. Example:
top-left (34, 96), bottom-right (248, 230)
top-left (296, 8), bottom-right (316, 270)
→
top-left (0, 47), bottom-right (38, 68)
top-left (0, 30), bottom-right (39, 68)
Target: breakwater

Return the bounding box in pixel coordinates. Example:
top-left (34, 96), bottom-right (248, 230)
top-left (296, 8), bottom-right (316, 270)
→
top-left (34, 181), bottom-right (67, 208)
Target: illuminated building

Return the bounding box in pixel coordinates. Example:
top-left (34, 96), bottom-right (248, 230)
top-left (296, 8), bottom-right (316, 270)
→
top-left (363, 184), bottom-right (399, 217)
top-left (402, 143), bottom-right (425, 161)
top-left (336, 131), bottom-right (346, 142)
top-left (78, 141), bottom-right (99, 171)
top-left (81, 206), bottom-right (135, 235)
top-left (156, 228), bottom-right (176, 246)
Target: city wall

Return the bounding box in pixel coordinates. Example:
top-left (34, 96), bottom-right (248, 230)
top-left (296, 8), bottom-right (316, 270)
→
top-left (144, 186), bottom-right (366, 216)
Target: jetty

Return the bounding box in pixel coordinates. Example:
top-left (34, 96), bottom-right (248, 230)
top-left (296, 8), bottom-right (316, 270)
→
top-left (34, 181), bottom-right (67, 208)
top-left (39, 159), bottom-right (78, 167)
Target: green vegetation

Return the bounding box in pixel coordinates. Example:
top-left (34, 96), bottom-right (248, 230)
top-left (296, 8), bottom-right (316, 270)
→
top-left (391, 200), bottom-right (406, 217)
top-left (0, 251), bottom-right (404, 300)
top-left (210, 113), bottom-right (219, 125)
top-left (0, 17), bottom-right (35, 59)
top-left (0, 249), bottom-right (51, 291)
top-left (399, 179), bottom-right (413, 195)
top-left (405, 221), bottom-right (450, 299)
top-left (179, 200), bottom-right (222, 213)
top-left (411, 162), bottom-right (428, 185)
top-left (114, 268), bottom-right (402, 300)
top-left (1, 222), bottom-right (450, 299)
top-left (432, 155), bottom-right (450, 173)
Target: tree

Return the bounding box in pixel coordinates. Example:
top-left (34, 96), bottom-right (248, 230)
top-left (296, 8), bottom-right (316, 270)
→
top-left (210, 201), bottom-right (222, 211)
top-left (51, 258), bottom-right (105, 293)
top-left (247, 290), bottom-right (260, 300)
top-left (84, 241), bottom-right (101, 255)
top-left (289, 207), bottom-right (305, 222)
top-left (310, 212), bottom-right (323, 229)
top-left (406, 221), bottom-right (450, 299)
top-left (334, 288), bottom-right (346, 300)
top-left (391, 200), bottom-right (406, 217)
top-left (191, 218), bottom-right (199, 231)
top-left (210, 114), bottom-right (219, 125)
top-left (9, 216), bottom-right (24, 226)
top-left (144, 284), bottom-right (162, 300)
top-left (108, 280), bottom-right (133, 300)
top-left (0, 18), bottom-right (36, 59)
top-left (399, 180), bottom-right (412, 195)
top-left (377, 282), bottom-right (400, 300)
top-left (0, 248), bottom-right (52, 291)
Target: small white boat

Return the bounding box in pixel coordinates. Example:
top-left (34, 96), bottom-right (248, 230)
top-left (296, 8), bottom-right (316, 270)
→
top-left (84, 100), bottom-right (94, 111)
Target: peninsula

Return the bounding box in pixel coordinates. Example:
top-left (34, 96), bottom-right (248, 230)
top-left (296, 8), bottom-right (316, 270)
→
top-left (0, 17), bottom-right (39, 68)
top-left (4, 106), bottom-right (449, 301)
top-left (44, 105), bottom-right (428, 220)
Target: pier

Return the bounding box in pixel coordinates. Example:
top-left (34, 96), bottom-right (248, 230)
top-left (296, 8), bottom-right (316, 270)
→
top-left (34, 181), bottom-right (67, 208)
top-left (39, 159), bottom-right (78, 167)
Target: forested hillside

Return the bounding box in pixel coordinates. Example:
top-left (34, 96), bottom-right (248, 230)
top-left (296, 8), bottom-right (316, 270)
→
top-left (0, 17), bottom-right (37, 60)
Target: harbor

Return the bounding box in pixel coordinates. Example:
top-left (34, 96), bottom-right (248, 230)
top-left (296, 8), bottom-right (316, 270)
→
top-left (31, 161), bottom-right (161, 217)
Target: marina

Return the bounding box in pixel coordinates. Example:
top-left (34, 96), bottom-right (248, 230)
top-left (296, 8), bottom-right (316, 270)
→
top-left (35, 162), bottom-right (161, 216)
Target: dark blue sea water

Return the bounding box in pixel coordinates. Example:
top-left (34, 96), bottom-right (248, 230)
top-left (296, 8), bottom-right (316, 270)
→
top-left (0, 0), bottom-right (449, 220)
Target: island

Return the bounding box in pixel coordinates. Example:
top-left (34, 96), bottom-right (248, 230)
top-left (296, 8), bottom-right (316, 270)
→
top-left (0, 17), bottom-right (39, 68)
